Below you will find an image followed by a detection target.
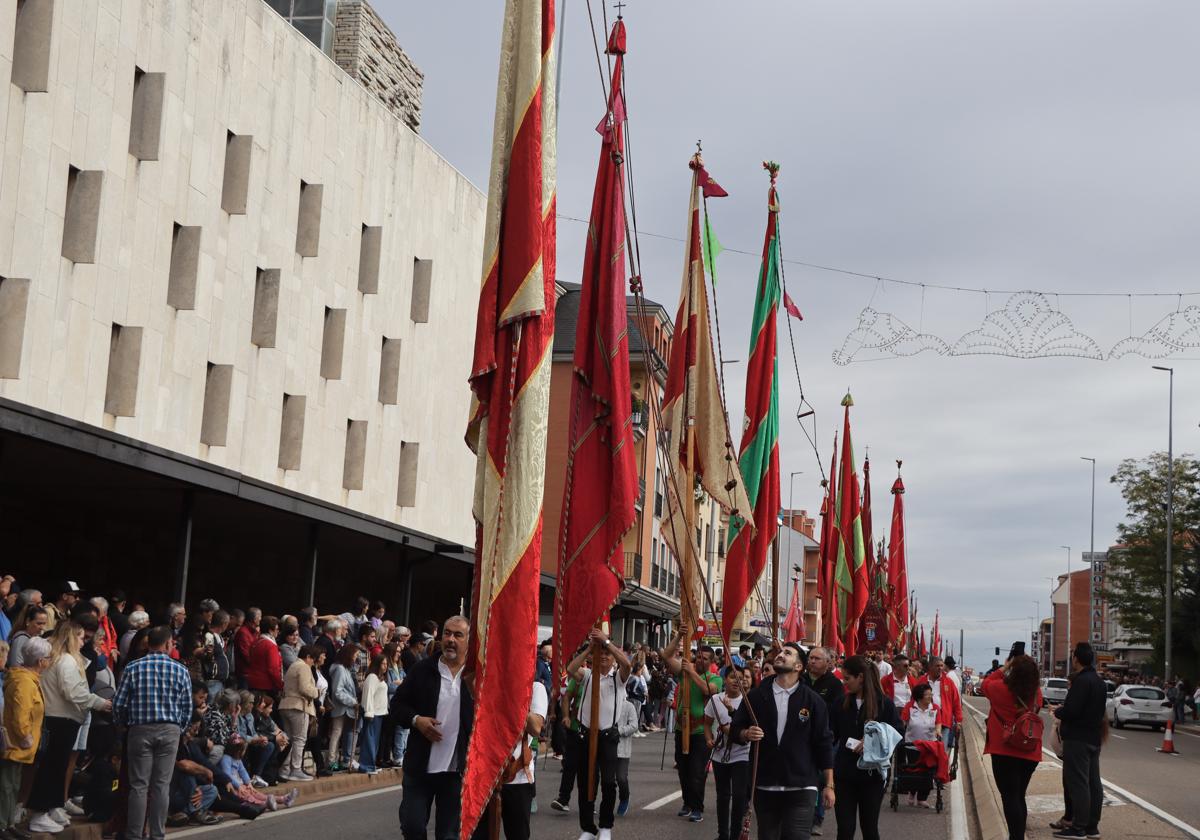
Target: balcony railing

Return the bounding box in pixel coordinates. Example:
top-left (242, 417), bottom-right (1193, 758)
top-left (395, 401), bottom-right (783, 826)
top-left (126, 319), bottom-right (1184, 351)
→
top-left (624, 551), bottom-right (643, 581)
top-left (635, 478), bottom-right (646, 511)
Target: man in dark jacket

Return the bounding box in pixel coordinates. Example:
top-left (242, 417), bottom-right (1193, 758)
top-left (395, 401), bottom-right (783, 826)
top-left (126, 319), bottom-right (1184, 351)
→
top-left (803, 645), bottom-right (843, 833)
top-left (730, 643), bottom-right (835, 840)
top-left (1052, 642), bottom-right (1106, 839)
top-left (391, 616), bottom-right (474, 840)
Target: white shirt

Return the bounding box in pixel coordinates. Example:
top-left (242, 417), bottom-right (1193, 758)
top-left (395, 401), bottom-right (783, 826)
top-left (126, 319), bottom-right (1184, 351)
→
top-left (947, 670), bottom-right (962, 693)
top-left (707, 694), bottom-right (749, 764)
top-left (905, 703), bottom-right (939, 743)
top-left (892, 675), bottom-right (911, 708)
top-left (929, 678), bottom-right (942, 708)
top-left (577, 666), bottom-right (621, 731)
top-left (426, 659), bottom-right (464, 774)
top-left (878, 660), bottom-right (893, 678)
top-left (508, 682), bottom-right (548, 786)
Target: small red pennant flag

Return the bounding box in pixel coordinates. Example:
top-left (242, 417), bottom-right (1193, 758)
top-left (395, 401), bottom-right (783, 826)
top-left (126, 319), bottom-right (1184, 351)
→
top-left (696, 165), bottom-right (728, 198)
top-left (783, 290), bottom-right (803, 320)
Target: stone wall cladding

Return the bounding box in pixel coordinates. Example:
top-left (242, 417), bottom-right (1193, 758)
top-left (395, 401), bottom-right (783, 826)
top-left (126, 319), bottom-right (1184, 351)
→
top-left (333, 1), bottom-right (424, 133)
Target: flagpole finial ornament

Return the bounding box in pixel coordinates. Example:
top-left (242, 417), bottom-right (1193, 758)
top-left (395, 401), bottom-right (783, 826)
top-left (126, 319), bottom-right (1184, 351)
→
top-left (841, 392), bottom-right (854, 407)
top-left (762, 160), bottom-right (781, 184)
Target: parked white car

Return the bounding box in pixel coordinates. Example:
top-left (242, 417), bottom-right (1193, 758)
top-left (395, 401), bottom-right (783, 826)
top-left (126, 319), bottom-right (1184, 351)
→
top-left (1041, 677), bottom-right (1069, 707)
top-left (1107, 685), bottom-right (1172, 730)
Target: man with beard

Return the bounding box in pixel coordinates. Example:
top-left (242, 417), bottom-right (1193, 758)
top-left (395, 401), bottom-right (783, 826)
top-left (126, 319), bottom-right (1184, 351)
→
top-left (803, 647), bottom-right (843, 835)
top-left (730, 643), bottom-right (835, 840)
top-left (392, 616), bottom-right (474, 840)
top-left (663, 631), bottom-right (721, 823)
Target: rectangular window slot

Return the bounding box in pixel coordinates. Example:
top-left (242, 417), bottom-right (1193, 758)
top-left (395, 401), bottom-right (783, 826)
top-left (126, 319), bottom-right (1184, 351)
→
top-left (397, 441), bottom-right (419, 507)
top-left (278, 394), bottom-right (306, 471)
top-left (295, 181), bottom-right (323, 257)
top-left (343, 419), bottom-right (368, 491)
top-left (378, 337), bottom-right (401, 404)
top-left (221, 132), bottom-right (253, 215)
top-left (200, 363), bottom-right (233, 447)
top-left (251, 268), bottom-right (280, 348)
top-left (320, 306), bottom-right (346, 379)
top-left (62, 166), bottom-right (103, 264)
top-left (167, 224), bottom-right (201, 310)
top-left (12, 0), bottom-right (53, 92)
top-left (411, 258), bottom-right (432, 323)
top-left (0, 277), bottom-right (32, 379)
top-left (104, 324), bottom-right (142, 417)
top-left (128, 68), bottom-right (166, 161)
top-left (358, 225), bottom-right (382, 294)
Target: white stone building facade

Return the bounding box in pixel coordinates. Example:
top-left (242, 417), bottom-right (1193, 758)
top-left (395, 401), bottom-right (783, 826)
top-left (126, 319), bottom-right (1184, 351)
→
top-left (0, 0), bottom-right (483, 550)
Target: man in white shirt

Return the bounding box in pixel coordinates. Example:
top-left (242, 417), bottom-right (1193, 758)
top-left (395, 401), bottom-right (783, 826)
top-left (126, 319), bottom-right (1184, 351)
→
top-left (882, 653), bottom-right (912, 710)
top-left (944, 656), bottom-right (962, 693)
top-left (704, 669), bottom-right (752, 840)
top-left (395, 616), bottom-right (474, 840)
top-left (566, 628), bottom-right (632, 840)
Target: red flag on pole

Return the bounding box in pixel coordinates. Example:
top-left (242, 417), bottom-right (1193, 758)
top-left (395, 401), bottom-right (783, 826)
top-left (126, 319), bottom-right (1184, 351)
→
top-left (782, 290), bottom-right (804, 321)
top-left (462, 1), bottom-right (556, 836)
top-left (932, 611), bottom-right (941, 658)
top-left (781, 577), bottom-right (804, 643)
top-left (819, 436), bottom-right (840, 652)
top-left (919, 623), bottom-right (927, 658)
top-left (862, 455), bottom-right (875, 589)
top-left (833, 395), bottom-right (868, 656)
top-left (552, 18), bottom-right (638, 683)
top-left (887, 464), bottom-right (908, 650)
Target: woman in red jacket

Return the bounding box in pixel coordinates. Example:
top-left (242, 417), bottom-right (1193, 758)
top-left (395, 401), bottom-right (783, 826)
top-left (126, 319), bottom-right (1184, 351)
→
top-left (245, 617), bottom-right (284, 698)
top-left (981, 655), bottom-right (1042, 840)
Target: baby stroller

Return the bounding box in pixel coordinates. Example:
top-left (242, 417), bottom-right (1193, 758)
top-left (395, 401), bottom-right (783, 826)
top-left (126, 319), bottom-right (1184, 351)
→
top-left (888, 737), bottom-right (958, 814)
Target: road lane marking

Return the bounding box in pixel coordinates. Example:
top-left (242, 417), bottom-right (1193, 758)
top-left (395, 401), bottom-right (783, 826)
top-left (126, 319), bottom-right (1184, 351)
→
top-left (643, 791), bottom-right (683, 810)
top-left (949, 775), bottom-right (968, 840)
top-left (1109, 733), bottom-right (1127, 740)
top-left (169, 783), bottom-right (403, 838)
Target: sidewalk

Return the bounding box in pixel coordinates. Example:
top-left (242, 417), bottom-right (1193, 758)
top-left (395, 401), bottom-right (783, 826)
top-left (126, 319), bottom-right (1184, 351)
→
top-left (29, 768), bottom-right (403, 839)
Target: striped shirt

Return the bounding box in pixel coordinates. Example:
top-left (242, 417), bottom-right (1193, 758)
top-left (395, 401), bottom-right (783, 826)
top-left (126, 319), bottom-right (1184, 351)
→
top-left (114, 652), bottom-right (193, 729)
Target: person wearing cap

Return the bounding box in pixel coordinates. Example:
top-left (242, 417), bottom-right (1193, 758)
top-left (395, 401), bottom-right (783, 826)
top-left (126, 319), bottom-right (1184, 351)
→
top-left (729, 643), bottom-right (835, 840)
top-left (44, 582), bottom-right (82, 633)
top-left (943, 656), bottom-right (962, 694)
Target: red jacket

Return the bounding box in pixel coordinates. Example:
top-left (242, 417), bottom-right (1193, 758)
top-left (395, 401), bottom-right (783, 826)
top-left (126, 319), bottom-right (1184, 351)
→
top-left (233, 624), bottom-right (259, 677)
top-left (980, 669), bottom-right (1042, 761)
top-left (915, 673), bottom-right (962, 728)
top-left (245, 636), bottom-right (284, 692)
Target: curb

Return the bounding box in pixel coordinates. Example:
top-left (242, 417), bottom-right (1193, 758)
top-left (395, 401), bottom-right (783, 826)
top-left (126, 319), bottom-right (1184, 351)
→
top-left (960, 712), bottom-right (1008, 840)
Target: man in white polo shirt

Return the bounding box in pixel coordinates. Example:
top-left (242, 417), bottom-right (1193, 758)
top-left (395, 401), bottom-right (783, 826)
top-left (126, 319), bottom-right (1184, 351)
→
top-left (566, 628), bottom-right (632, 840)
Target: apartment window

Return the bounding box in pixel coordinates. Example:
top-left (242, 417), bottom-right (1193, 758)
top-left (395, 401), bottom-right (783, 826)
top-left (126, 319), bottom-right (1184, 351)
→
top-left (104, 324), bottom-right (142, 417)
top-left (266, 0), bottom-right (338, 55)
top-left (654, 467), bottom-right (663, 517)
top-left (397, 441), bottom-right (419, 507)
top-left (221, 132), bottom-right (252, 214)
top-left (167, 224), bottom-right (201, 310)
top-left (128, 68), bottom-right (166, 161)
top-left (0, 277), bottom-right (31, 379)
top-left (12, 0), bottom-right (52, 92)
top-left (278, 394), bottom-right (305, 470)
top-left (200, 363), bottom-right (233, 446)
top-left (62, 166), bottom-right (103, 263)
top-left (295, 181), bottom-right (323, 257)
top-left (320, 307), bottom-right (345, 379)
top-left (651, 537), bottom-right (660, 590)
top-left (251, 268), bottom-right (280, 348)
top-left (358, 226), bottom-right (382, 294)
top-left (718, 527), bottom-right (726, 558)
top-left (411, 258), bottom-right (432, 323)
top-left (343, 420), bottom-right (368, 491)
top-left (378, 338), bottom-right (401, 404)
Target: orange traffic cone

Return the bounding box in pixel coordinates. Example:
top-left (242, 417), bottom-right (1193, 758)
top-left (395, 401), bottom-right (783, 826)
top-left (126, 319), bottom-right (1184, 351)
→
top-left (1157, 719), bottom-right (1180, 754)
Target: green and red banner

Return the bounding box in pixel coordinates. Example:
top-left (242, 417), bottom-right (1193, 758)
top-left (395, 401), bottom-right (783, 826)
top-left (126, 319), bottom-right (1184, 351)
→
top-left (833, 394), bottom-right (868, 655)
top-left (820, 436), bottom-right (840, 652)
top-left (721, 165), bottom-right (782, 650)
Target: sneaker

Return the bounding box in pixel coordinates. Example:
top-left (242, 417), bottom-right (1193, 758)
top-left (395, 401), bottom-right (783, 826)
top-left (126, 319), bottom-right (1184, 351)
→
top-left (1049, 820), bottom-right (1070, 831)
top-left (266, 794), bottom-right (278, 812)
top-left (348, 760), bottom-right (361, 771)
top-left (190, 809), bottom-right (223, 825)
top-left (1052, 830), bottom-right (1088, 839)
top-left (617, 800), bottom-right (629, 817)
top-left (166, 813), bottom-right (190, 828)
top-left (599, 830), bottom-right (612, 840)
top-left (1086, 831), bottom-right (1101, 839)
top-left (63, 800), bottom-right (85, 817)
top-left (316, 768), bottom-right (333, 778)
top-left (677, 806), bottom-right (691, 817)
top-left (577, 833), bottom-right (597, 840)
top-left (27, 815), bottom-right (62, 835)
top-left (811, 825), bottom-right (823, 836)
top-left (690, 810), bottom-right (704, 823)
top-left (282, 788), bottom-right (299, 807)
top-left (328, 762), bottom-right (342, 772)
top-left (48, 808), bottom-right (70, 826)
top-left (551, 799), bottom-right (570, 813)
top-left (293, 772), bottom-right (314, 782)
top-left (251, 775), bottom-right (269, 789)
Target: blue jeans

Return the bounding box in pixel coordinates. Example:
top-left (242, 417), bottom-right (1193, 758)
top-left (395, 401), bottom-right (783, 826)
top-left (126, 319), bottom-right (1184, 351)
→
top-left (171, 773), bottom-right (218, 814)
top-left (943, 727), bottom-right (956, 751)
top-left (359, 717), bottom-right (382, 772)
top-left (393, 726), bottom-right (409, 763)
top-left (1175, 701), bottom-right (1187, 723)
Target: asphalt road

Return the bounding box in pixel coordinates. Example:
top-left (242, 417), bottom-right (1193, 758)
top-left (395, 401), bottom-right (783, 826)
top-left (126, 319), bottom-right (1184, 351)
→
top-left (964, 697), bottom-right (1200, 839)
top-left (171, 732), bottom-right (959, 840)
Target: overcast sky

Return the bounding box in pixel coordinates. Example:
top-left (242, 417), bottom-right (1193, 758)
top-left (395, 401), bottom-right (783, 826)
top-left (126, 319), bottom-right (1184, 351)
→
top-left (383, 1), bottom-right (1200, 673)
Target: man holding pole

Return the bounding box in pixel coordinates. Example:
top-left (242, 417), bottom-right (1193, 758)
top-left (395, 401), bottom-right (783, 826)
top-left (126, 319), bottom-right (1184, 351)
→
top-left (663, 629), bottom-right (722, 823)
top-left (566, 628), bottom-right (632, 840)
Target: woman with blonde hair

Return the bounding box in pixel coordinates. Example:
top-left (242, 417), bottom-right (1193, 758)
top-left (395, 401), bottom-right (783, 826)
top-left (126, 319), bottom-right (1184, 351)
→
top-left (26, 619), bottom-right (111, 834)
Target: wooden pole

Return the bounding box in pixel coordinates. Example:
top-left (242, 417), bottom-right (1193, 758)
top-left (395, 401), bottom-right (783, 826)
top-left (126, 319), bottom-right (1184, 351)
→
top-left (587, 633), bottom-right (602, 801)
top-left (681, 420), bottom-right (696, 754)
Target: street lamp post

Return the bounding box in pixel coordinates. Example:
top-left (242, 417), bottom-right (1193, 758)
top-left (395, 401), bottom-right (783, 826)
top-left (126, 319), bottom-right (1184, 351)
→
top-left (1081, 457), bottom-right (1096, 649)
top-left (1152, 365), bottom-right (1174, 681)
top-left (1060, 545), bottom-right (1071, 677)
top-left (788, 471), bottom-right (803, 632)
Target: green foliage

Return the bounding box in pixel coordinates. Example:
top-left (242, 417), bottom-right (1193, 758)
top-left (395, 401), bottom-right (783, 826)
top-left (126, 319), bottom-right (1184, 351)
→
top-left (1107, 452), bottom-right (1200, 676)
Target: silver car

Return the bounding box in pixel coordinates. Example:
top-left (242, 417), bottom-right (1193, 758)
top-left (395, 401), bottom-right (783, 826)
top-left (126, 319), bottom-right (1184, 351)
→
top-left (1041, 677), bottom-right (1069, 707)
top-left (1107, 685), bottom-right (1172, 730)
